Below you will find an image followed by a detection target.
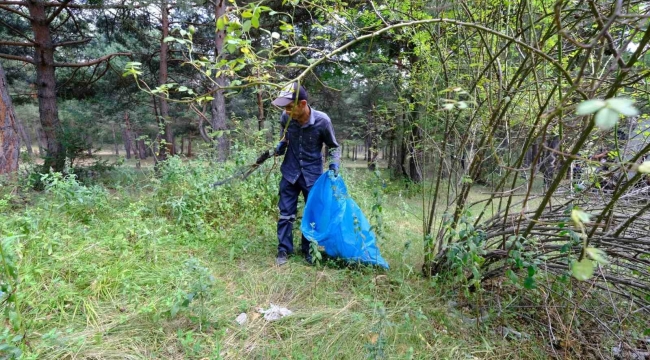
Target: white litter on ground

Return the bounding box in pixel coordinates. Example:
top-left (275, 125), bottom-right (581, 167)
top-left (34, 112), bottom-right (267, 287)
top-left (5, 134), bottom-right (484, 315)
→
top-left (235, 312), bottom-right (247, 325)
top-left (257, 304), bottom-right (293, 321)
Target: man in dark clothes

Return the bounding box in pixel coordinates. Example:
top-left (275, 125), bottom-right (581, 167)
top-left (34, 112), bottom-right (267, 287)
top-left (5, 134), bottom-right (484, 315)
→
top-left (271, 82), bottom-right (341, 266)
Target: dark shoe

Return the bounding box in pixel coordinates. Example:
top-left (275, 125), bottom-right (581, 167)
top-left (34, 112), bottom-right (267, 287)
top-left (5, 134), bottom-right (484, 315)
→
top-left (276, 251), bottom-right (289, 266)
top-left (304, 253), bottom-right (314, 265)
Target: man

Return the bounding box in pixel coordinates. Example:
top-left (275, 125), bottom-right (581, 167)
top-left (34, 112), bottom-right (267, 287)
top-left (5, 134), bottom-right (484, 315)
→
top-left (271, 82), bottom-right (340, 266)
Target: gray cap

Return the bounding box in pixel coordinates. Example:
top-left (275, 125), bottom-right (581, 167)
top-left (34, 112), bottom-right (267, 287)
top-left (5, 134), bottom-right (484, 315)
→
top-left (271, 82), bottom-right (309, 107)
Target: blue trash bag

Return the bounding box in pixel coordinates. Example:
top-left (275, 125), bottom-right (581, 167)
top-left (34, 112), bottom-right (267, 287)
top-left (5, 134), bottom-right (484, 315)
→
top-left (301, 172), bottom-right (389, 269)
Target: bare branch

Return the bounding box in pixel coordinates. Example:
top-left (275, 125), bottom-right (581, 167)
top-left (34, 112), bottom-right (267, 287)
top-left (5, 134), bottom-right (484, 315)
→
top-left (0, 40), bottom-right (34, 47)
top-left (53, 52), bottom-right (131, 67)
top-left (45, 0), bottom-right (70, 25)
top-left (0, 4), bottom-right (30, 18)
top-left (0, 53), bottom-right (34, 64)
top-left (0, 18), bottom-right (34, 43)
top-left (53, 38), bottom-right (91, 48)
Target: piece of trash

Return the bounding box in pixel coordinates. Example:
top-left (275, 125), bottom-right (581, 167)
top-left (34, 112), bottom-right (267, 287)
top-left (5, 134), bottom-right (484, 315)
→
top-left (235, 312), bottom-right (247, 325)
top-left (257, 304), bottom-right (292, 321)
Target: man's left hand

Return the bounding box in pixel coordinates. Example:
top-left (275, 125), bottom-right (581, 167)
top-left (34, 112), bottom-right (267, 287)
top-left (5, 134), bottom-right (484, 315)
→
top-left (328, 163), bottom-right (339, 177)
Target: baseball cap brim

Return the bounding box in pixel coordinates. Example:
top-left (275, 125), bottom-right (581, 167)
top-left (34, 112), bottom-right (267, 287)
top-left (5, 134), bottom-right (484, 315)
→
top-left (271, 97), bottom-right (294, 107)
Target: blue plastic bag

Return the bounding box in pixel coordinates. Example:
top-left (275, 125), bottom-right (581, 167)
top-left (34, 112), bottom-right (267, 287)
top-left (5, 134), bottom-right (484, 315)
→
top-left (301, 172), bottom-right (389, 269)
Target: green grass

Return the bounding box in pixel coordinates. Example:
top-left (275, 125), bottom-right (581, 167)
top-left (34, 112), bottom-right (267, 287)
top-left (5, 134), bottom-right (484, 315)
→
top-left (0, 158), bottom-right (569, 359)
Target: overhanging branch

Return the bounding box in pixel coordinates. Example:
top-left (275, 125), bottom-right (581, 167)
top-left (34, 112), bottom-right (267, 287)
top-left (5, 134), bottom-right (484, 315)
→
top-left (45, 0), bottom-right (70, 24)
top-left (0, 4), bottom-right (30, 18)
top-left (53, 52), bottom-right (131, 67)
top-left (53, 38), bottom-right (92, 48)
top-left (0, 40), bottom-right (34, 47)
top-left (0, 53), bottom-right (34, 64)
top-left (0, 18), bottom-right (34, 43)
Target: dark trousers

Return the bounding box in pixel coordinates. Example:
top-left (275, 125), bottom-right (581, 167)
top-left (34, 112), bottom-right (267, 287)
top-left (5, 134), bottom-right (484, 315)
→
top-left (277, 175), bottom-right (312, 255)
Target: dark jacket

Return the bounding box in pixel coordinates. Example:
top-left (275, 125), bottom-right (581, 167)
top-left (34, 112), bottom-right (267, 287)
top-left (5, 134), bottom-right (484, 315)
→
top-left (278, 107), bottom-right (340, 187)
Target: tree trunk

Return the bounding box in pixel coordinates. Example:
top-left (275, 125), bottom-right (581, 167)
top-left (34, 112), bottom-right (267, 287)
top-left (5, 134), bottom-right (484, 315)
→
top-left (187, 134), bottom-right (192, 157)
top-left (16, 121), bottom-right (32, 156)
top-left (0, 62), bottom-right (20, 174)
top-left (86, 134), bottom-right (92, 156)
top-left (157, 2), bottom-right (172, 162)
top-left (179, 136), bottom-right (184, 155)
top-left (151, 95), bottom-right (166, 163)
top-left (112, 122), bottom-right (119, 155)
top-left (36, 128), bottom-right (46, 156)
top-left (408, 124), bottom-right (423, 183)
top-left (257, 82), bottom-right (269, 140)
top-left (27, 0), bottom-right (65, 172)
top-left (211, 0), bottom-right (228, 162)
top-left (123, 111), bottom-right (133, 159)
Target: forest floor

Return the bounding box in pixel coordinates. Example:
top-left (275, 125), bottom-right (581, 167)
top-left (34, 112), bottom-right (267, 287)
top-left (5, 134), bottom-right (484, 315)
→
top-left (0, 156), bottom-right (586, 359)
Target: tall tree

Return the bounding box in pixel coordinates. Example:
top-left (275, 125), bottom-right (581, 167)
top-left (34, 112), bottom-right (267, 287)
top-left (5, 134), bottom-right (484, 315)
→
top-left (0, 61), bottom-right (20, 174)
top-left (210, 0), bottom-right (227, 162)
top-left (0, 0), bottom-right (130, 172)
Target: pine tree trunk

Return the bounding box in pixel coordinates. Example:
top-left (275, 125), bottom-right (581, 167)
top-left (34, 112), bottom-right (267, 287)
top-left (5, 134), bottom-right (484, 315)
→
top-left (123, 111), bottom-right (133, 159)
top-left (27, 0), bottom-right (64, 172)
top-left (211, 0), bottom-right (228, 162)
top-left (157, 3), bottom-right (172, 162)
top-left (0, 62), bottom-right (20, 174)
top-left (37, 128), bottom-right (46, 156)
top-left (86, 134), bottom-right (92, 156)
top-left (112, 123), bottom-right (119, 155)
top-left (17, 121), bottom-right (32, 156)
top-left (408, 124), bottom-right (423, 183)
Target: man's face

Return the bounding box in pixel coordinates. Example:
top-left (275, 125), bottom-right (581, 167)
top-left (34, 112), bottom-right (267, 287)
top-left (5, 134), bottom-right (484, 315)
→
top-left (284, 100), bottom-right (307, 120)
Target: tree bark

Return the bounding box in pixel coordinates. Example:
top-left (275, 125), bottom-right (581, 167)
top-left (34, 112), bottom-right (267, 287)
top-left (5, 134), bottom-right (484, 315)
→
top-left (156, 2), bottom-right (172, 162)
top-left (257, 81), bottom-right (267, 140)
top-left (36, 127), bottom-right (46, 156)
top-left (187, 134), bottom-right (192, 157)
top-left (0, 62), bottom-right (20, 174)
top-left (27, 0), bottom-right (65, 172)
top-left (16, 121), bottom-right (32, 156)
top-left (112, 122), bottom-right (119, 155)
top-left (123, 111), bottom-right (133, 159)
top-left (211, 0), bottom-right (228, 162)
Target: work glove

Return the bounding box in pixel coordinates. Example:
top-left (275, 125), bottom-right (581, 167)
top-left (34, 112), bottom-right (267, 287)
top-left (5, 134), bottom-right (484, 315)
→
top-left (274, 141), bottom-right (287, 156)
top-left (328, 163), bottom-right (339, 178)
top-left (255, 150), bottom-right (271, 165)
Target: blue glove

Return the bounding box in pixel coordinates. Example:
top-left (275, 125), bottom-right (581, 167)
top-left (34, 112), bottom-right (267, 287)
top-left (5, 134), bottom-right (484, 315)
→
top-left (274, 141), bottom-right (287, 156)
top-left (328, 163), bottom-right (339, 177)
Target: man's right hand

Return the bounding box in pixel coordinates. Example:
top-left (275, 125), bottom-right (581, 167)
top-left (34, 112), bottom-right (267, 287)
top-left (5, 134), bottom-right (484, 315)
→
top-left (274, 141), bottom-right (287, 156)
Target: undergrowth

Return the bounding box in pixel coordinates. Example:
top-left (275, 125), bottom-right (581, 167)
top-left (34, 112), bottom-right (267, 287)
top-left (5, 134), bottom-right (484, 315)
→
top-left (0, 150), bottom-right (644, 359)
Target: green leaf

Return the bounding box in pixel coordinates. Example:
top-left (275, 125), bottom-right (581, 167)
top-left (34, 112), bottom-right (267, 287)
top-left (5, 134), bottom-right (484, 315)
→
top-left (523, 277), bottom-right (536, 289)
top-left (571, 259), bottom-right (595, 281)
top-left (594, 107), bottom-right (619, 130)
top-left (242, 10), bottom-right (253, 18)
top-left (242, 20), bottom-right (252, 32)
top-left (586, 247), bottom-right (608, 264)
top-left (216, 17), bottom-right (225, 31)
top-left (576, 99), bottom-right (606, 115)
top-left (163, 36), bottom-right (176, 43)
top-left (252, 15), bottom-right (260, 29)
top-left (570, 209), bottom-right (591, 227)
top-left (527, 266), bottom-right (535, 277)
top-left (606, 97), bottom-right (639, 117)
top-left (638, 161), bottom-right (650, 174)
